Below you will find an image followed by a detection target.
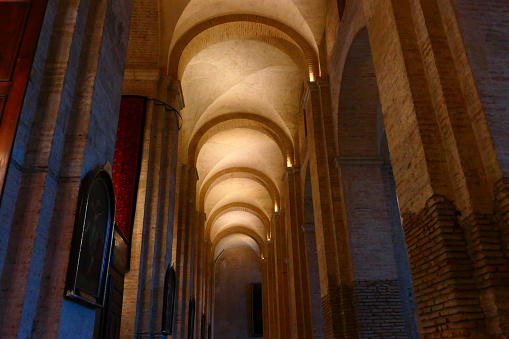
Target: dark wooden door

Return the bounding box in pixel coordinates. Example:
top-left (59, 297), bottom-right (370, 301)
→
top-left (0, 0), bottom-right (48, 197)
top-left (94, 229), bottom-right (129, 339)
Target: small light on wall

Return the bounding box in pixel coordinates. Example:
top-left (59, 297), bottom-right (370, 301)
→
top-left (261, 254), bottom-right (265, 260)
top-left (274, 204), bottom-right (278, 212)
top-left (309, 73), bottom-right (315, 82)
top-left (287, 157), bottom-right (292, 168)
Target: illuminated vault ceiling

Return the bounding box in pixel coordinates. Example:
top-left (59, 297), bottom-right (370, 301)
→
top-left (168, 0), bottom-right (326, 258)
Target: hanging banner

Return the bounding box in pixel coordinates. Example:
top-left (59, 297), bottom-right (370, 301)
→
top-left (112, 95), bottom-right (146, 243)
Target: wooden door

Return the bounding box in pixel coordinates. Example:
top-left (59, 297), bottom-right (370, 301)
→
top-left (0, 0), bottom-right (48, 197)
top-left (94, 228), bottom-right (129, 339)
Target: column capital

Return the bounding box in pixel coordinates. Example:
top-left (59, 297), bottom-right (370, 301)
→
top-left (168, 79), bottom-right (185, 110)
top-left (283, 165), bottom-right (301, 182)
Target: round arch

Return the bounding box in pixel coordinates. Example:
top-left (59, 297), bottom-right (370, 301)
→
top-left (199, 167), bottom-right (280, 213)
top-left (168, 14), bottom-right (319, 80)
top-left (205, 202), bottom-right (270, 242)
top-left (211, 227), bottom-right (265, 259)
top-left (189, 113), bottom-right (294, 167)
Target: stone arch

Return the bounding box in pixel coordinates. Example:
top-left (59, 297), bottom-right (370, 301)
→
top-left (168, 14), bottom-right (319, 80)
top-left (205, 202), bottom-right (270, 241)
top-left (189, 113), bottom-right (294, 167)
top-left (175, 22), bottom-right (309, 79)
top-left (211, 227), bottom-right (265, 258)
top-left (199, 167), bottom-right (280, 212)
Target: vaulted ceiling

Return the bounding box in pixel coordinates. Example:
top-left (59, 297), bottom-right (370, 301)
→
top-left (162, 0), bottom-right (326, 258)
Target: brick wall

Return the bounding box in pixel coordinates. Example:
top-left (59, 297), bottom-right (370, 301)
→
top-left (354, 280), bottom-right (406, 338)
top-left (125, 0), bottom-right (159, 70)
top-left (451, 0), bottom-right (509, 179)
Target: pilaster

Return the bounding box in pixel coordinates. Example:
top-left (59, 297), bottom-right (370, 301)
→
top-left (283, 166), bottom-right (314, 338)
top-left (305, 79), bottom-right (359, 338)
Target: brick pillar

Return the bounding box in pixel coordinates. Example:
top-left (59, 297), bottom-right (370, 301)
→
top-left (495, 178), bottom-right (509, 264)
top-left (272, 211), bottom-right (292, 339)
top-left (411, 0), bottom-right (509, 334)
top-left (360, 0), bottom-right (501, 335)
top-left (304, 80), bottom-right (359, 338)
top-left (201, 241), bottom-right (214, 339)
top-left (0, 0), bottom-right (132, 336)
top-left (0, 1), bottom-right (88, 335)
top-left (461, 212), bottom-right (509, 335)
top-left (116, 72), bottom-right (180, 338)
top-left (260, 254), bottom-right (270, 339)
top-left (184, 167), bottom-right (198, 339)
top-left (301, 223), bottom-right (325, 338)
top-left (118, 78), bottom-right (178, 338)
top-left (448, 0), bottom-right (509, 179)
top-left (265, 240), bottom-right (278, 338)
top-left (194, 211), bottom-right (206, 338)
top-left (402, 196), bottom-right (486, 337)
top-left (363, 0), bottom-right (494, 337)
top-left (204, 240), bottom-right (213, 330)
top-left (174, 166), bottom-right (198, 338)
top-left (283, 167), bottom-right (314, 338)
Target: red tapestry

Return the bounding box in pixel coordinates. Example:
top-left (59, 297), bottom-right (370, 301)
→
top-left (112, 96), bottom-right (146, 242)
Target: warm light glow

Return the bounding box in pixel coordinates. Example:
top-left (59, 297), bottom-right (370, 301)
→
top-left (287, 156), bottom-right (292, 167)
top-left (274, 203), bottom-right (278, 212)
top-left (261, 254), bottom-right (265, 260)
top-left (309, 73), bottom-right (315, 82)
